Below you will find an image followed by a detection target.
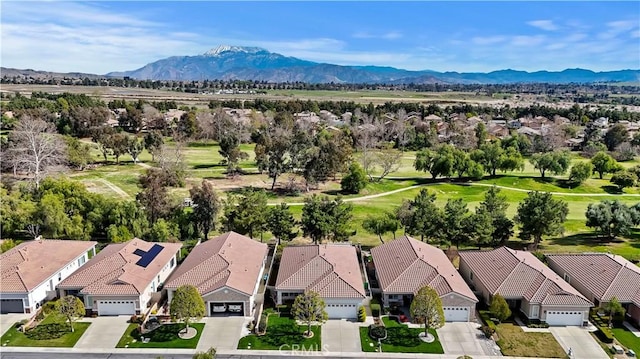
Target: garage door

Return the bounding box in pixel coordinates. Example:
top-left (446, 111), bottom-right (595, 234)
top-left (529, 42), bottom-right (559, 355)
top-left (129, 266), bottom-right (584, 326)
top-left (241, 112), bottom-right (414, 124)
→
top-left (97, 300), bottom-right (135, 316)
top-left (545, 311), bottom-right (584, 326)
top-left (326, 304), bottom-right (358, 319)
top-left (0, 299), bottom-right (24, 314)
top-left (209, 302), bottom-right (244, 316)
top-left (444, 307), bottom-right (469, 322)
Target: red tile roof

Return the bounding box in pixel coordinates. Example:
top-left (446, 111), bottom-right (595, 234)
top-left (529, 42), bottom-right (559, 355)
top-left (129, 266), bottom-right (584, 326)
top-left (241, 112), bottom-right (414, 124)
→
top-left (58, 238), bottom-right (181, 296)
top-left (275, 244), bottom-right (366, 299)
top-left (370, 236), bottom-right (477, 302)
top-left (547, 253), bottom-right (640, 307)
top-left (1, 239), bottom-right (97, 293)
top-left (459, 247), bottom-right (591, 307)
top-left (164, 232), bottom-right (268, 296)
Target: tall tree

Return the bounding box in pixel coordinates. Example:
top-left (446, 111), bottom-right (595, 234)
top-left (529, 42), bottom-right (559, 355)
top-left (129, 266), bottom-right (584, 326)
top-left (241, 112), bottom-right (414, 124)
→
top-left (292, 291), bottom-right (328, 338)
top-left (603, 297), bottom-right (625, 328)
top-left (610, 171), bottom-right (637, 191)
top-left (410, 286), bottom-right (445, 338)
top-left (569, 161), bottom-right (594, 185)
top-left (591, 151), bottom-right (620, 179)
top-left (64, 136), bottom-right (92, 170)
top-left (374, 143), bottom-right (402, 181)
top-left (224, 187), bottom-right (268, 240)
top-left (341, 162), bottom-right (367, 194)
top-left (443, 198), bottom-right (469, 248)
top-left (477, 186), bottom-right (513, 246)
top-left (7, 116), bottom-right (67, 188)
top-left (471, 141), bottom-right (505, 176)
top-left (218, 133), bottom-right (248, 175)
top-left (530, 150), bottom-right (572, 178)
top-left (266, 203), bottom-right (297, 244)
top-left (144, 130), bottom-right (164, 162)
top-left (354, 112), bottom-right (382, 181)
top-left (137, 169), bottom-right (171, 223)
top-left (126, 136), bottom-right (144, 164)
top-left (301, 195), bottom-right (353, 243)
top-left (170, 285), bottom-right (206, 333)
top-left (406, 189), bottom-right (443, 243)
top-left (586, 200), bottom-right (636, 240)
top-left (604, 123), bottom-right (629, 151)
top-left (515, 191), bottom-right (569, 250)
top-left (189, 180), bottom-right (221, 239)
top-left (489, 294), bottom-right (511, 323)
top-left (475, 122), bottom-right (488, 148)
top-left (362, 212), bottom-right (400, 244)
top-left (58, 295), bottom-right (85, 333)
top-left (465, 210), bottom-right (495, 249)
top-left (255, 125), bottom-right (293, 190)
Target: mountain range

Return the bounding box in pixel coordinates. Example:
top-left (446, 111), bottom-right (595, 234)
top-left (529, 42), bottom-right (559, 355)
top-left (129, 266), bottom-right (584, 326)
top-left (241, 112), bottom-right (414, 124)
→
top-left (7, 45), bottom-right (640, 85)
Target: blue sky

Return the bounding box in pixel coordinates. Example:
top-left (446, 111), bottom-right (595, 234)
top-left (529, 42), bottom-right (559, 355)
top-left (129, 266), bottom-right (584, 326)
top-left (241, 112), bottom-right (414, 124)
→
top-left (2, 1), bottom-right (639, 74)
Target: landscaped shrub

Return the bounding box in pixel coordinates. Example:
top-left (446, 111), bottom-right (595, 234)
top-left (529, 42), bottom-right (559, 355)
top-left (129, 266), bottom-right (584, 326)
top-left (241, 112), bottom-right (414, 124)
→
top-left (358, 306), bottom-right (367, 322)
top-left (257, 314), bottom-right (268, 334)
top-left (371, 304), bottom-right (381, 318)
top-left (25, 323), bottom-right (71, 340)
top-left (527, 323), bottom-right (549, 328)
top-left (480, 325), bottom-right (495, 338)
top-left (595, 326), bottom-right (614, 343)
top-left (368, 324), bottom-right (387, 340)
top-left (42, 301), bottom-right (59, 315)
top-left (130, 315), bottom-right (143, 324)
top-left (479, 310), bottom-right (497, 331)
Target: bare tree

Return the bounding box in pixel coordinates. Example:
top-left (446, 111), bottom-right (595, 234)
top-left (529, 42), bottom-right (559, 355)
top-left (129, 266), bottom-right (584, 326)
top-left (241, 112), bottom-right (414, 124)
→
top-left (392, 109), bottom-right (411, 151)
top-left (353, 111), bottom-right (382, 181)
top-left (375, 144), bottom-right (402, 181)
top-left (7, 116), bottom-right (66, 188)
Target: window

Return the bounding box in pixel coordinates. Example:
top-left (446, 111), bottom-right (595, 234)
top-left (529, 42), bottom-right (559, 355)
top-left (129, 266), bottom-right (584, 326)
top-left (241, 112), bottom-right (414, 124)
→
top-left (563, 273), bottom-right (570, 283)
top-left (78, 256), bottom-right (86, 266)
top-left (170, 257), bottom-right (175, 268)
top-left (532, 306), bottom-right (539, 318)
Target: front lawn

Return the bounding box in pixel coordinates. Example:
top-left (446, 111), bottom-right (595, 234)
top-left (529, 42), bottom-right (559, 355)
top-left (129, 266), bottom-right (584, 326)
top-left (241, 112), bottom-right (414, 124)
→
top-left (360, 317), bottom-right (444, 353)
top-left (495, 323), bottom-right (566, 358)
top-left (0, 318), bottom-right (90, 348)
top-left (612, 326), bottom-right (640, 353)
top-left (116, 323), bottom-right (204, 348)
top-left (237, 314), bottom-right (321, 350)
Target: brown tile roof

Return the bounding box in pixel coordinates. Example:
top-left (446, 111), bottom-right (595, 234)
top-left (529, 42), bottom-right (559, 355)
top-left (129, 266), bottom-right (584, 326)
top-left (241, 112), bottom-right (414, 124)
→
top-left (275, 244), bottom-right (366, 299)
top-left (459, 247), bottom-right (592, 307)
top-left (164, 232), bottom-right (268, 296)
top-left (58, 238), bottom-right (181, 296)
top-left (1, 239), bottom-right (97, 293)
top-left (371, 236), bottom-right (477, 302)
top-left (547, 253), bottom-right (640, 307)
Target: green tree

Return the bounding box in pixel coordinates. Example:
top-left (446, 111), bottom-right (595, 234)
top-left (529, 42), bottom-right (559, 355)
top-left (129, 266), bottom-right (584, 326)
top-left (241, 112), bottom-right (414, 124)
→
top-left (292, 291), bottom-right (328, 337)
top-left (530, 151), bottom-right (572, 178)
top-left (477, 186), bottom-right (513, 246)
top-left (591, 151), bottom-right (619, 179)
top-left (407, 189), bottom-right (443, 243)
top-left (569, 161), bottom-right (594, 185)
top-left (362, 212), bottom-right (400, 244)
top-left (266, 203), bottom-right (297, 244)
top-left (146, 219), bottom-right (179, 242)
top-left (410, 286), bottom-right (445, 337)
top-left (341, 162), bottom-right (367, 194)
top-left (475, 122), bottom-right (488, 148)
top-left (170, 285), bottom-right (206, 332)
top-left (604, 123), bottom-right (628, 151)
top-left (255, 125), bottom-right (293, 190)
top-left (515, 191), bottom-right (569, 250)
top-left (224, 187), bottom-right (268, 240)
top-left (443, 198), bottom-right (469, 248)
top-left (127, 135), bottom-right (144, 164)
top-left (144, 130), bottom-right (164, 162)
top-left (586, 200), bottom-right (635, 240)
top-left (0, 239), bottom-right (18, 253)
top-left (110, 132), bottom-right (129, 164)
top-left (603, 297), bottom-right (625, 327)
top-left (610, 171), bottom-right (637, 191)
top-left (465, 211), bottom-right (495, 249)
top-left (137, 169), bottom-right (171, 223)
top-left (189, 180), bottom-right (221, 239)
top-left (471, 141), bottom-right (504, 176)
top-left (58, 295), bottom-right (85, 332)
top-left (219, 134), bottom-right (248, 175)
top-left (64, 136), bottom-right (92, 170)
top-left (498, 146), bottom-right (525, 173)
top-left (489, 294), bottom-right (511, 323)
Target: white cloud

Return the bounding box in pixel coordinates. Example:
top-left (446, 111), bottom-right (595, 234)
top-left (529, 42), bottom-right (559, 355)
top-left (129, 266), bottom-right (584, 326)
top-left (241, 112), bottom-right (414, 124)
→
top-left (511, 35), bottom-right (546, 46)
top-left (472, 36), bottom-right (507, 45)
top-left (527, 20), bottom-right (558, 31)
top-left (599, 19), bottom-right (638, 39)
top-left (352, 31), bottom-right (403, 40)
top-left (632, 29), bottom-right (640, 38)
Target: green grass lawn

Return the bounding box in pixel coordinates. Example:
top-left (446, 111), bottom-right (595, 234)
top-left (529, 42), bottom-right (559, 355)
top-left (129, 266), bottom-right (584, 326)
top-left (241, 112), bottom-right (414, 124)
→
top-left (360, 317), bottom-right (444, 353)
top-left (495, 323), bottom-right (566, 358)
top-left (116, 323), bottom-right (204, 349)
top-left (0, 318), bottom-right (90, 348)
top-left (237, 314), bottom-right (321, 350)
top-left (612, 326), bottom-right (640, 353)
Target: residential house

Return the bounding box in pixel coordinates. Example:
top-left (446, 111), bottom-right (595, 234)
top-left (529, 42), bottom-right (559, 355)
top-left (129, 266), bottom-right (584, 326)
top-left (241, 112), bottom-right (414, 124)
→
top-left (459, 247), bottom-right (592, 326)
top-left (164, 232), bottom-right (268, 317)
top-left (547, 253), bottom-right (640, 326)
top-left (1, 239), bottom-right (97, 314)
top-left (58, 238), bottom-right (181, 316)
top-left (274, 244), bottom-right (366, 319)
top-left (370, 236), bottom-right (478, 322)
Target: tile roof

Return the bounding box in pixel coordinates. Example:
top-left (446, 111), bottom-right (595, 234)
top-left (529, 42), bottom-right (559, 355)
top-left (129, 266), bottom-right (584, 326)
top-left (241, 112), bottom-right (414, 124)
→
top-left (371, 236), bottom-right (477, 302)
top-left (547, 253), bottom-right (640, 307)
top-left (58, 238), bottom-right (181, 296)
top-left (1, 239), bottom-right (97, 293)
top-left (164, 232), bottom-right (268, 296)
top-left (459, 247), bottom-right (592, 307)
top-left (275, 244), bottom-right (366, 299)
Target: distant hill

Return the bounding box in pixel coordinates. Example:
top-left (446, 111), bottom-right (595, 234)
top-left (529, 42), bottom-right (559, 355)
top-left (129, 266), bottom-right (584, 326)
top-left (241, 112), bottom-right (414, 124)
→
top-left (1, 67), bottom-right (105, 80)
top-left (5, 45), bottom-right (640, 84)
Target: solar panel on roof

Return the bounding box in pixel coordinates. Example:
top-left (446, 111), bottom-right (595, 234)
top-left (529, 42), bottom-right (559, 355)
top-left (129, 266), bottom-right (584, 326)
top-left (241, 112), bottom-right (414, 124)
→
top-left (135, 244), bottom-right (164, 268)
top-left (133, 248), bottom-right (146, 257)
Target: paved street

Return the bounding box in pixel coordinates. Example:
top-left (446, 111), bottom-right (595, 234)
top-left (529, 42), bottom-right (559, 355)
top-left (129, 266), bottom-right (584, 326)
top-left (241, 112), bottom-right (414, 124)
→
top-left (74, 315), bottom-right (130, 349)
top-left (0, 314), bottom-right (30, 336)
top-left (196, 316), bottom-right (248, 351)
top-left (437, 322), bottom-right (493, 356)
top-left (550, 326), bottom-right (609, 359)
top-left (321, 319), bottom-right (362, 353)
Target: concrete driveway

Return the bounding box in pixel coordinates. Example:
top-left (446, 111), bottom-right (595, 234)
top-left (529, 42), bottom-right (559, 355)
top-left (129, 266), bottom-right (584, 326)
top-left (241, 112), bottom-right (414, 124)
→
top-left (550, 326), bottom-right (609, 359)
top-left (322, 319), bottom-right (361, 353)
top-left (197, 316), bottom-right (248, 350)
top-left (0, 314), bottom-right (31, 336)
top-left (74, 316), bottom-right (130, 349)
top-left (437, 322), bottom-right (492, 356)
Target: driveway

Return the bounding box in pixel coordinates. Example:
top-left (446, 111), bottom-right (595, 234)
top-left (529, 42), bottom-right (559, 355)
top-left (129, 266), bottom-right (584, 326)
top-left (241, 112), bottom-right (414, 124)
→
top-left (437, 322), bottom-right (494, 356)
top-left (550, 326), bottom-right (609, 359)
top-left (322, 319), bottom-right (362, 353)
top-left (0, 314), bottom-right (31, 336)
top-left (197, 316), bottom-right (248, 350)
top-left (74, 316), bottom-right (130, 349)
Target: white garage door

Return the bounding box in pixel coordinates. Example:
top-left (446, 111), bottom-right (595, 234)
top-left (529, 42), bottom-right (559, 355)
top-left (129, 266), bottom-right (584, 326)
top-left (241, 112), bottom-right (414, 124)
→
top-left (97, 300), bottom-right (135, 316)
top-left (545, 311), bottom-right (584, 326)
top-left (443, 307), bottom-right (469, 322)
top-left (326, 303), bottom-right (358, 319)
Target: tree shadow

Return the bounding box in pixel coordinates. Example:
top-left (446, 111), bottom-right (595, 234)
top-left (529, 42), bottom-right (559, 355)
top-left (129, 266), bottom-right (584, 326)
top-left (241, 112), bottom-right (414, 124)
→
top-left (545, 233), bottom-right (620, 247)
top-left (193, 163), bottom-right (225, 169)
top-left (601, 185), bottom-right (623, 194)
